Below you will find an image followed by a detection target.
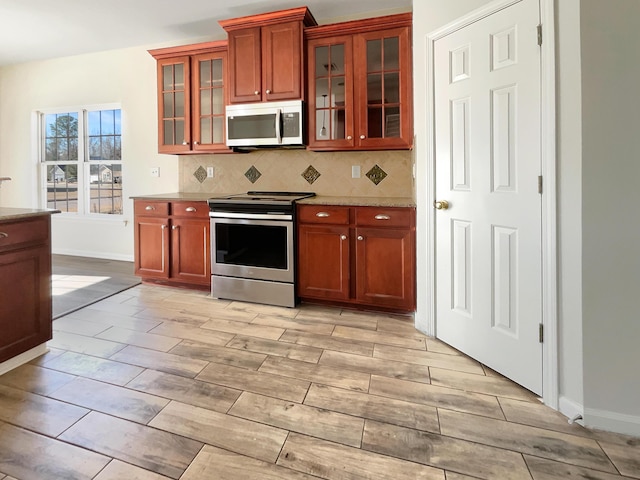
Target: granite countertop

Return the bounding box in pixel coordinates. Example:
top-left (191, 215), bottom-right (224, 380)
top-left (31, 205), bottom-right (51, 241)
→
top-left (131, 193), bottom-right (415, 208)
top-left (0, 207), bottom-right (61, 222)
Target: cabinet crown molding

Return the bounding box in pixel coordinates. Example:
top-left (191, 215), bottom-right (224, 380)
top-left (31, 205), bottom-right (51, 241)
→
top-left (148, 40), bottom-right (228, 60)
top-left (219, 6), bottom-right (318, 31)
top-left (305, 12), bottom-right (412, 39)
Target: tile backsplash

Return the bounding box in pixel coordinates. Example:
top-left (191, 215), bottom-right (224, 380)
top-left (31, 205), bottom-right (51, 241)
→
top-left (179, 149), bottom-right (414, 197)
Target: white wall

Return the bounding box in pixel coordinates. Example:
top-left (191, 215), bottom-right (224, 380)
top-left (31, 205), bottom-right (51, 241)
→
top-left (0, 45), bottom-right (182, 260)
top-left (580, 0), bottom-right (640, 435)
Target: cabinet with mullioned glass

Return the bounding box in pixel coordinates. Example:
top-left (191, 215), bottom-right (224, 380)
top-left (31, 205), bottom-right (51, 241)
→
top-left (306, 13), bottom-right (413, 151)
top-left (149, 41), bottom-right (230, 154)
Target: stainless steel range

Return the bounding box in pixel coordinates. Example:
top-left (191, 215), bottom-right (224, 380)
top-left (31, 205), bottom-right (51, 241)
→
top-left (208, 191), bottom-right (315, 307)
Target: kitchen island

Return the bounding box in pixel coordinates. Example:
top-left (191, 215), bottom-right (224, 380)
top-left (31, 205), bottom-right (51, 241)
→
top-left (0, 207), bottom-right (58, 374)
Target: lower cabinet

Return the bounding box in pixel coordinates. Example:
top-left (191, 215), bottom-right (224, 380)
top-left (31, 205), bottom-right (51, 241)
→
top-left (297, 204), bottom-right (415, 312)
top-left (134, 199), bottom-right (210, 289)
top-left (0, 214), bottom-right (53, 363)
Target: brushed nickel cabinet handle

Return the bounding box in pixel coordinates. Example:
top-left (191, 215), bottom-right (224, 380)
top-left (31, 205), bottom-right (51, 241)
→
top-left (185, 207), bottom-right (196, 212)
top-left (0, 232), bottom-right (8, 239)
top-left (357, 235), bottom-right (364, 241)
top-left (161, 224), bottom-right (167, 230)
top-left (266, 89), bottom-right (271, 94)
top-left (340, 235), bottom-right (347, 240)
top-left (316, 212), bottom-right (330, 218)
top-left (172, 225), bottom-right (178, 230)
top-left (254, 90), bottom-right (260, 95)
top-left (374, 214), bottom-right (390, 220)
top-left (360, 134), bottom-right (366, 139)
top-left (145, 205), bottom-right (155, 211)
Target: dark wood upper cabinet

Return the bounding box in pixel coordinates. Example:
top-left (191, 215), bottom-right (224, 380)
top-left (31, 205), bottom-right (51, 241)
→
top-left (306, 13), bottom-right (413, 151)
top-left (220, 7), bottom-right (317, 103)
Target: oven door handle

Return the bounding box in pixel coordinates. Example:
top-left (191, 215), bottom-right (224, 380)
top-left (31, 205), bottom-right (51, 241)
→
top-left (209, 211), bottom-right (293, 221)
top-left (275, 108), bottom-right (282, 144)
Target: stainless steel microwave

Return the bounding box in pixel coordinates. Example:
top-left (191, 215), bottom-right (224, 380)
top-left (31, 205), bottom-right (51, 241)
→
top-left (226, 100), bottom-right (304, 147)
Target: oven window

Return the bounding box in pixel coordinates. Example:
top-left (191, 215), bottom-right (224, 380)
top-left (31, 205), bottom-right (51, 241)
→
top-left (215, 223), bottom-right (287, 269)
top-left (227, 114), bottom-right (276, 140)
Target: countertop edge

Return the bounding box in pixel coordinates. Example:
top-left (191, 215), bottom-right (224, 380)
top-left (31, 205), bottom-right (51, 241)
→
top-left (0, 208), bottom-right (61, 222)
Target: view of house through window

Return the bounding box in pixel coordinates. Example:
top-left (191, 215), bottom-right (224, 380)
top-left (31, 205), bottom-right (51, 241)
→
top-left (41, 106), bottom-right (122, 215)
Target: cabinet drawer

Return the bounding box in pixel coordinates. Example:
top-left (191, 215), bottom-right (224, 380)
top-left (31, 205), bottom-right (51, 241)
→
top-left (171, 201), bottom-right (209, 219)
top-left (355, 207), bottom-right (414, 228)
top-left (0, 216), bottom-right (48, 250)
top-left (298, 205), bottom-right (350, 225)
top-left (134, 201), bottom-right (169, 217)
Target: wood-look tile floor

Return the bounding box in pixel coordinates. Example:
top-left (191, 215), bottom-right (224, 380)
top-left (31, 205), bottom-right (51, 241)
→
top-left (1, 285), bottom-right (639, 479)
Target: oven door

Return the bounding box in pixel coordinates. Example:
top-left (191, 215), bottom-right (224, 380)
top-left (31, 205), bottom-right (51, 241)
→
top-left (211, 215), bottom-right (294, 283)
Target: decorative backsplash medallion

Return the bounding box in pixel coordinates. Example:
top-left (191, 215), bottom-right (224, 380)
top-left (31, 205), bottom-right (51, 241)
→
top-left (366, 164), bottom-right (388, 185)
top-left (245, 165), bottom-right (262, 184)
top-left (193, 166), bottom-right (207, 184)
top-left (301, 165), bottom-right (321, 185)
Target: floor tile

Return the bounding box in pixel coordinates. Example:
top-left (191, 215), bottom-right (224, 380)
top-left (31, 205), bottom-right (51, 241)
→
top-left (332, 325), bottom-right (426, 350)
top-left (95, 326), bottom-right (182, 352)
top-left (373, 343), bottom-right (484, 374)
top-left (169, 339), bottom-right (267, 369)
top-left (278, 432), bottom-right (445, 480)
top-left (126, 369), bottom-right (241, 413)
top-left (226, 301), bottom-right (298, 318)
top-left (226, 335), bottom-right (322, 363)
top-left (0, 421), bottom-right (110, 480)
top-left (49, 377), bottom-right (169, 423)
top-left (444, 473), bottom-right (482, 480)
top-left (110, 345), bottom-right (208, 378)
top-left (524, 455), bottom-right (626, 480)
top-left (598, 441), bottom-right (640, 478)
top-left (94, 460), bottom-right (173, 480)
top-left (294, 309), bottom-right (378, 331)
top-left (200, 317), bottom-right (285, 340)
top-left (149, 321), bottom-right (235, 346)
top-left (0, 363), bottom-right (75, 395)
top-left (47, 330), bottom-right (126, 358)
top-left (42, 350), bottom-right (144, 386)
top-left (59, 411), bottom-right (202, 479)
top-left (369, 375), bottom-right (504, 419)
top-left (229, 391), bottom-right (365, 447)
top-left (319, 349), bottom-right (430, 383)
top-left (196, 362), bottom-right (310, 403)
top-left (438, 409), bottom-right (617, 473)
top-left (279, 330), bottom-right (374, 356)
top-left (304, 383), bottom-right (440, 433)
top-left (426, 337), bottom-right (463, 355)
top-left (251, 314), bottom-right (335, 335)
top-left (52, 316), bottom-right (111, 336)
top-left (149, 400), bottom-right (288, 463)
top-left (181, 445), bottom-right (316, 480)
top-left (0, 384), bottom-right (89, 437)
top-left (259, 356), bottom-right (370, 392)
top-left (28, 347), bottom-right (65, 366)
top-left (133, 305), bottom-right (211, 325)
top-left (67, 308), bottom-right (163, 332)
top-left (362, 419), bottom-right (532, 480)
top-left (376, 316), bottom-right (425, 337)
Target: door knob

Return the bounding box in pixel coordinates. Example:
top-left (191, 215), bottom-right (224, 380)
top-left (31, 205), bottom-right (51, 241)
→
top-left (434, 200), bottom-right (450, 210)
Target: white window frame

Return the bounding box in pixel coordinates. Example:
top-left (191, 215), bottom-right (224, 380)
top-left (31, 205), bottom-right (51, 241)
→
top-left (38, 103), bottom-right (123, 218)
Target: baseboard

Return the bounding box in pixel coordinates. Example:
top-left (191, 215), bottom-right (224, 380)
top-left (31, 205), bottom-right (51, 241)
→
top-left (559, 395), bottom-right (584, 424)
top-left (583, 407), bottom-right (640, 438)
top-left (0, 344), bottom-right (48, 376)
top-left (52, 248), bottom-right (134, 262)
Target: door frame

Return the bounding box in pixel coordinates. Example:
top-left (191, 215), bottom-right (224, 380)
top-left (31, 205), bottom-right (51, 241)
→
top-left (417, 0), bottom-right (558, 408)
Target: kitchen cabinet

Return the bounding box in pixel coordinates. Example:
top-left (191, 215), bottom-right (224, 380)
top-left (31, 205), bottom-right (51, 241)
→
top-left (149, 41), bottom-right (231, 154)
top-left (220, 7), bottom-right (317, 103)
top-left (306, 13), bottom-right (413, 151)
top-left (134, 200), bottom-right (210, 289)
top-left (297, 204), bottom-right (415, 311)
top-left (0, 212), bottom-right (53, 364)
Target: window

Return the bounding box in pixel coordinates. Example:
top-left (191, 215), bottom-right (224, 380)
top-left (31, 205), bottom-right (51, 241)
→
top-left (40, 106), bottom-right (122, 215)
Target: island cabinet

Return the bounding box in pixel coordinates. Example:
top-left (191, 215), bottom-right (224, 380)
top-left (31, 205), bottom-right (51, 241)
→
top-left (305, 13), bottom-right (413, 151)
top-left (0, 213), bottom-right (53, 364)
top-left (149, 41), bottom-right (231, 154)
top-left (220, 7), bottom-right (317, 103)
top-left (134, 199), bottom-right (210, 289)
top-left (297, 204), bottom-right (415, 312)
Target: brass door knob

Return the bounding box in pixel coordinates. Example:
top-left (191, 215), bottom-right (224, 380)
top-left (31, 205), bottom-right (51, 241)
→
top-left (434, 200), bottom-right (450, 210)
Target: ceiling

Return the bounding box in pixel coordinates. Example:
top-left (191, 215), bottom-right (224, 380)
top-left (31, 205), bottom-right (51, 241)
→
top-left (0, 0), bottom-right (412, 67)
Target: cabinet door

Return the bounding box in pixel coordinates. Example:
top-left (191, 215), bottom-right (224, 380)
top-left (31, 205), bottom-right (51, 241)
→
top-left (262, 21), bottom-right (303, 101)
top-left (355, 227), bottom-right (415, 309)
top-left (171, 218), bottom-right (210, 285)
top-left (191, 51), bottom-right (229, 152)
top-left (134, 216), bottom-right (170, 279)
top-left (307, 36), bottom-right (354, 150)
top-left (0, 246), bottom-right (52, 363)
top-left (157, 57), bottom-right (191, 153)
top-left (228, 27), bottom-right (262, 103)
top-left (354, 27), bottom-right (412, 149)
top-left (298, 225), bottom-right (350, 300)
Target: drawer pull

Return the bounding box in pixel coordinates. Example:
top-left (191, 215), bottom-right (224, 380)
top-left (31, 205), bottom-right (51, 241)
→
top-left (172, 225), bottom-right (178, 230)
top-left (374, 214), bottom-right (391, 220)
top-left (316, 212), bottom-right (330, 218)
top-left (0, 232), bottom-right (8, 239)
top-left (340, 235), bottom-right (347, 240)
top-left (161, 224), bottom-right (167, 230)
top-left (185, 207), bottom-right (197, 212)
top-left (145, 206), bottom-right (155, 211)
top-left (357, 235), bottom-right (364, 241)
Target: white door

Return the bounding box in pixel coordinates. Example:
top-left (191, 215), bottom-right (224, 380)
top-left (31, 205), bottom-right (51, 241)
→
top-left (434, 0), bottom-right (543, 394)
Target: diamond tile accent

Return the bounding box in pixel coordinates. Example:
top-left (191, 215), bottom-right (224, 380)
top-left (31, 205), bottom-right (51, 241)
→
top-left (366, 164), bottom-right (388, 185)
top-left (301, 165), bottom-right (321, 185)
top-left (244, 165), bottom-right (262, 184)
top-left (193, 166), bottom-right (207, 184)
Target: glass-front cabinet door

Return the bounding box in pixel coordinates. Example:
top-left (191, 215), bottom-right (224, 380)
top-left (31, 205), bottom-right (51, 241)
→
top-left (307, 36), bottom-right (354, 150)
top-left (192, 52), bottom-right (227, 151)
top-left (157, 57), bottom-right (191, 154)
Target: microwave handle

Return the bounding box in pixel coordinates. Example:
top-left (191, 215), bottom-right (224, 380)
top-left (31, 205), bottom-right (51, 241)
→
top-left (275, 109), bottom-right (282, 144)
